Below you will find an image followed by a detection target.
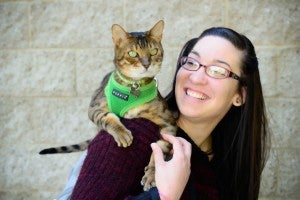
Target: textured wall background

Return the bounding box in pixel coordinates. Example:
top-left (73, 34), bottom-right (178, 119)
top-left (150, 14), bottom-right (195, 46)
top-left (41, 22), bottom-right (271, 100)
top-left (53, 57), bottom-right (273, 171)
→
top-left (0, 0), bottom-right (299, 199)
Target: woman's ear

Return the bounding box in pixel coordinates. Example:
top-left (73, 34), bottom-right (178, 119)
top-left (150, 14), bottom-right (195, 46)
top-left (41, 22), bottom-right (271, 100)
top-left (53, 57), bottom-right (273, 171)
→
top-left (233, 87), bottom-right (246, 107)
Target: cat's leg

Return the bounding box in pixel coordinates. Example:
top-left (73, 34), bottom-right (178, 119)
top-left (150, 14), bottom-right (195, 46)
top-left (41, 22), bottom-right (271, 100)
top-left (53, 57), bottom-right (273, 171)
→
top-left (141, 139), bottom-right (172, 191)
top-left (89, 99), bottom-right (133, 147)
top-left (101, 112), bottom-right (133, 147)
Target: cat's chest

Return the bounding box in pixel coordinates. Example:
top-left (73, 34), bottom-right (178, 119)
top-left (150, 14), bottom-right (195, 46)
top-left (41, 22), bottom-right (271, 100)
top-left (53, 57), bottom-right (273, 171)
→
top-left (123, 98), bottom-right (163, 118)
top-left (104, 73), bottom-right (160, 117)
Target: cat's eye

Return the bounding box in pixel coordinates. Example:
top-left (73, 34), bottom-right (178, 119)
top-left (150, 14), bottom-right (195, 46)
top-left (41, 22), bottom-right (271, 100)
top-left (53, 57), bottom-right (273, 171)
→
top-left (150, 48), bottom-right (158, 56)
top-left (128, 50), bottom-right (138, 58)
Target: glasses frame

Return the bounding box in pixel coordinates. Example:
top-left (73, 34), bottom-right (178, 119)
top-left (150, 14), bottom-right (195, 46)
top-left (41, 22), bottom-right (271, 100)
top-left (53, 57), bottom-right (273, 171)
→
top-left (180, 56), bottom-right (240, 81)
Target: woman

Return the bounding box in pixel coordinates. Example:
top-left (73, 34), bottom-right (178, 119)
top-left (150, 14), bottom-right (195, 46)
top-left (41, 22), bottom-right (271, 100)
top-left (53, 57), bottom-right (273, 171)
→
top-left (60, 27), bottom-right (269, 200)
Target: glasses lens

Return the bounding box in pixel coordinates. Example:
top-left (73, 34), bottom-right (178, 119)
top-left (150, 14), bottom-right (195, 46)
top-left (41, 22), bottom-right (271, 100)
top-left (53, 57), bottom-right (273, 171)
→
top-left (181, 57), bottom-right (199, 71)
top-left (206, 66), bottom-right (228, 78)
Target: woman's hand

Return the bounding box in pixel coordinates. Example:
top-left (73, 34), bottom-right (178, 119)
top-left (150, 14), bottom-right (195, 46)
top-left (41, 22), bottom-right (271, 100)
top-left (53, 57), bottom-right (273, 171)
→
top-left (151, 134), bottom-right (191, 200)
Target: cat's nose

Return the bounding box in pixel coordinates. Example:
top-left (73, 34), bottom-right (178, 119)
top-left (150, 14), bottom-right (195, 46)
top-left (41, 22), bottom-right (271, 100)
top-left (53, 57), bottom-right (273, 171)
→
top-left (141, 58), bottom-right (150, 69)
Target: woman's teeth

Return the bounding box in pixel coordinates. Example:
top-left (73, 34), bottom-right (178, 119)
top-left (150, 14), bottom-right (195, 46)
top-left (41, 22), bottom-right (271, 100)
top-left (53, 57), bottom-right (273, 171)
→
top-left (187, 89), bottom-right (207, 100)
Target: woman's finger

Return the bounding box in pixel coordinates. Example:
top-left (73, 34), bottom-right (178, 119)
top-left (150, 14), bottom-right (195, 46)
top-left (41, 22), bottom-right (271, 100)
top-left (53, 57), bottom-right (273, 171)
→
top-left (162, 134), bottom-right (190, 156)
top-left (176, 137), bottom-right (192, 158)
top-left (151, 143), bottom-right (164, 165)
top-left (161, 133), bottom-right (181, 146)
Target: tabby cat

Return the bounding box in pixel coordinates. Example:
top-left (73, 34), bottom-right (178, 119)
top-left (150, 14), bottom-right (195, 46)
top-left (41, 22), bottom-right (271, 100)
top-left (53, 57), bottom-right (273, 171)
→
top-left (39, 20), bottom-right (176, 190)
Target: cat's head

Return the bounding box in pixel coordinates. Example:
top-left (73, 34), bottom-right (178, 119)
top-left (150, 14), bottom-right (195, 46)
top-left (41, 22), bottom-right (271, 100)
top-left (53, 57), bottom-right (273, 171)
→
top-left (111, 20), bottom-right (164, 80)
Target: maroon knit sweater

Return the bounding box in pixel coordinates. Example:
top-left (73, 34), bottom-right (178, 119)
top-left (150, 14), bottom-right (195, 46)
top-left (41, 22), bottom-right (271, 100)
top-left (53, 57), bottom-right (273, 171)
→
top-left (70, 118), bottom-right (220, 200)
top-left (70, 118), bottom-right (161, 200)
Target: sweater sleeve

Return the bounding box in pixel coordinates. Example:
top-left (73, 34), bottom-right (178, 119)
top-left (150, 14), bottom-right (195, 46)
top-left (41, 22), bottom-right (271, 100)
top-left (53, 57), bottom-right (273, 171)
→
top-left (70, 118), bottom-right (161, 200)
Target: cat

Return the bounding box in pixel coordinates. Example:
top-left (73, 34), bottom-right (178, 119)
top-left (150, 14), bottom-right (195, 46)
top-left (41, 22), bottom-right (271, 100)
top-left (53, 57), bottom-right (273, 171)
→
top-left (39, 20), bottom-right (177, 190)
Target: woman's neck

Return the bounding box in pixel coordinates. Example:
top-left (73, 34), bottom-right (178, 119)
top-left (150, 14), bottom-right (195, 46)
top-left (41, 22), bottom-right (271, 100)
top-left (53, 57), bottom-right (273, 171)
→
top-left (177, 115), bottom-right (216, 154)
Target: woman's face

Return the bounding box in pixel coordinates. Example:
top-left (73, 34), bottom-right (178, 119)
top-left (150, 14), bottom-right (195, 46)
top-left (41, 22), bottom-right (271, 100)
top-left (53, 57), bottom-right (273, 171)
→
top-left (175, 36), bottom-right (243, 123)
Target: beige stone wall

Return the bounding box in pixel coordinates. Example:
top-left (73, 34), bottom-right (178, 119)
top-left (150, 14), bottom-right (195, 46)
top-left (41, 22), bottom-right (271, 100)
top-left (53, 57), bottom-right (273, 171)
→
top-left (0, 0), bottom-right (299, 199)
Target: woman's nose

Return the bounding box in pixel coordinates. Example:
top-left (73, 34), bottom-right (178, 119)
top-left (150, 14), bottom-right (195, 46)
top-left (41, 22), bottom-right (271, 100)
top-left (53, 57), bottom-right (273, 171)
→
top-left (189, 67), bottom-right (208, 84)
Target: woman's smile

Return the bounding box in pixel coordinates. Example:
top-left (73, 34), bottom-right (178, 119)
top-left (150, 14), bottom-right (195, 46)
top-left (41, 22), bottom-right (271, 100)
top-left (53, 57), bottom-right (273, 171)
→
top-left (185, 88), bottom-right (209, 101)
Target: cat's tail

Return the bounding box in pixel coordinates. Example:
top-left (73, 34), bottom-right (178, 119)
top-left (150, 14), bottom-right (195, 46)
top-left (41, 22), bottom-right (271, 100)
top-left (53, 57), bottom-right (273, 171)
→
top-left (39, 140), bottom-right (91, 154)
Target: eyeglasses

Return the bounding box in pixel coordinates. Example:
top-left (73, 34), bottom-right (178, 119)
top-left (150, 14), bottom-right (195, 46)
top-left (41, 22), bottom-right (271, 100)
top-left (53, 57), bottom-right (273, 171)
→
top-left (180, 56), bottom-right (240, 81)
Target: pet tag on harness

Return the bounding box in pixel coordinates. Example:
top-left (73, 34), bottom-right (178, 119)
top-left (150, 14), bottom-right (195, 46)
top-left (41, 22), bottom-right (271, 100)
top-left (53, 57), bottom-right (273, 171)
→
top-left (130, 83), bottom-right (140, 97)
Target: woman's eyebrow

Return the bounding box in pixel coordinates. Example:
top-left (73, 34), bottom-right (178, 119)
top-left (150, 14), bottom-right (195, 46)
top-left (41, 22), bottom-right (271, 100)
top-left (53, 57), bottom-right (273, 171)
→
top-left (191, 50), bottom-right (232, 69)
top-left (215, 59), bottom-right (231, 68)
top-left (190, 50), bottom-right (200, 57)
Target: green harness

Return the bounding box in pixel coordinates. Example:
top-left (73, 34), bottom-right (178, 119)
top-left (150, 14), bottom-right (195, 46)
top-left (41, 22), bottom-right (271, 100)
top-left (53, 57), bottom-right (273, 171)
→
top-left (104, 72), bottom-right (158, 117)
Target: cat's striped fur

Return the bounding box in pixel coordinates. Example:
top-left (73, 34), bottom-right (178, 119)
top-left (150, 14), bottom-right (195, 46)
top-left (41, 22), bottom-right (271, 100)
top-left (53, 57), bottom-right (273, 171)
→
top-left (39, 20), bottom-right (176, 190)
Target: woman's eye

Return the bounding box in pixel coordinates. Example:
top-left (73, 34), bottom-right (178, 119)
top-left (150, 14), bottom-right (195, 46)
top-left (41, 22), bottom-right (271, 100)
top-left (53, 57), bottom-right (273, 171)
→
top-left (150, 48), bottom-right (158, 56)
top-left (128, 51), bottom-right (138, 58)
top-left (187, 61), bottom-right (197, 67)
top-left (208, 66), bottom-right (227, 77)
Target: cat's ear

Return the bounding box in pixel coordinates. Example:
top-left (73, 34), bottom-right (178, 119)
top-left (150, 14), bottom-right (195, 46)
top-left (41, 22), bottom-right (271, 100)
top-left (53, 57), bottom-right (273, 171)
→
top-left (111, 24), bottom-right (129, 46)
top-left (148, 20), bottom-right (164, 42)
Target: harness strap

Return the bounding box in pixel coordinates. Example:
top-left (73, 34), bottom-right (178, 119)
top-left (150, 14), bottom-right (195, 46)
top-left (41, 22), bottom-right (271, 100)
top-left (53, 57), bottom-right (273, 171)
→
top-left (104, 73), bottom-right (158, 117)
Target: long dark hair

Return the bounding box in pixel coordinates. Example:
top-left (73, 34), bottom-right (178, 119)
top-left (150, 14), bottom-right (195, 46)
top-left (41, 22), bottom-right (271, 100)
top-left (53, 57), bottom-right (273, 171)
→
top-left (165, 27), bottom-right (270, 200)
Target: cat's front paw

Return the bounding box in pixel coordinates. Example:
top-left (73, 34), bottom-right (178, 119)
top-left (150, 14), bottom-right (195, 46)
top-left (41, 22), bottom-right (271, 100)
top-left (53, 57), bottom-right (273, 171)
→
top-left (141, 165), bottom-right (156, 191)
top-left (113, 129), bottom-right (133, 147)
